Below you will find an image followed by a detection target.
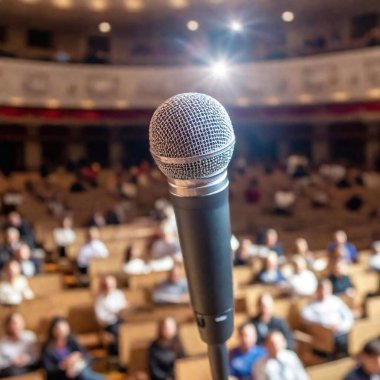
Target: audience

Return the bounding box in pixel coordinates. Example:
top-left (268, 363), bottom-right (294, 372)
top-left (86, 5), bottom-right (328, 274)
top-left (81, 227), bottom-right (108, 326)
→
top-left (152, 265), bottom-right (189, 304)
top-left (301, 278), bottom-right (354, 356)
top-left (94, 275), bottom-right (127, 337)
top-left (344, 337), bottom-right (380, 380)
top-left (53, 216), bottom-right (76, 258)
top-left (0, 260), bottom-right (34, 305)
top-left (42, 317), bottom-right (104, 380)
top-left (253, 331), bottom-right (308, 380)
top-left (369, 241), bottom-right (380, 271)
top-left (327, 257), bottom-right (355, 297)
top-left (123, 244), bottom-right (150, 275)
top-left (286, 255), bottom-right (318, 296)
top-left (148, 317), bottom-right (185, 380)
top-left (14, 243), bottom-right (40, 277)
top-left (0, 227), bottom-right (22, 269)
top-left (151, 228), bottom-right (181, 261)
top-left (0, 313), bottom-right (39, 377)
top-left (229, 323), bottom-right (266, 380)
top-left (251, 293), bottom-right (294, 349)
top-left (257, 252), bottom-right (286, 285)
top-left (264, 229), bottom-right (283, 257)
top-left (294, 238), bottom-right (315, 269)
top-left (77, 227), bottom-right (109, 275)
top-left (234, 238), bottom-right (252, 267)
top-left (7, 212), bottom-right (36, 249)
top-left (327, 230), bottom-right (358, 263)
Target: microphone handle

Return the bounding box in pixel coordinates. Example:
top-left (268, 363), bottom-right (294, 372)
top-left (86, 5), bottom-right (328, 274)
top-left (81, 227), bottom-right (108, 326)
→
top-left (170, 186), bottom-right (234, 346)
top-left (208, 344), bottom-right (229, 380)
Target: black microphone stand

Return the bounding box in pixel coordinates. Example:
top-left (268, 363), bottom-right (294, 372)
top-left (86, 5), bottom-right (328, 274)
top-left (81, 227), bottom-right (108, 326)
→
top-left (208, 344), bottom-right (229, 380)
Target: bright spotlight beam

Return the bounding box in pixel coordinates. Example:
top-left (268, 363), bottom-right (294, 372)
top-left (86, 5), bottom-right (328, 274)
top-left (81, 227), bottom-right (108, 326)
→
top-left (211, 61), bottom-right (229, 78)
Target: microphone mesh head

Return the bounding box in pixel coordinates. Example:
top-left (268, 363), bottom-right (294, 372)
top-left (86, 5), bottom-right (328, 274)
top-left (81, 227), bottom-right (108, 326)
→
top-left (149, 93), bottom-right (235, 180)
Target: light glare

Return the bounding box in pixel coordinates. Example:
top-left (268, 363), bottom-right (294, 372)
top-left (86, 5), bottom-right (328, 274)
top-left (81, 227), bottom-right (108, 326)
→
top-left (282, 11), bottom-right (294, 22)
top-left (230, 21), bottom-right (243, 32)
top-left (98, 22), bottom-right (111, 33)
top-left (187, 20), bottom-right (199, 31)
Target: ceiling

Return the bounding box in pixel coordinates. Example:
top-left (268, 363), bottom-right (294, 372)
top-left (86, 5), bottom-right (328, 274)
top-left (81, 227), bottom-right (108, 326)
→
top-left (0, 0), bottom-right (379, 32)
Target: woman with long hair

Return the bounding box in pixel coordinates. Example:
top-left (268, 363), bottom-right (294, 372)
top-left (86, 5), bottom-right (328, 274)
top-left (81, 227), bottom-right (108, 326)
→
top-left (41, 317), bottom-right (103, 380)
top-left (148, 317), bottom-right (185, 380)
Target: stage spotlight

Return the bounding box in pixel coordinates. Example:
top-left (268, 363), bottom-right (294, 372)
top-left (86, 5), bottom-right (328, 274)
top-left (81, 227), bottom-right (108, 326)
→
top-left (187, 20), bottom-right (199, 31)
top-left (230, 20), bottom-right (243, 32)
top-left (282, 11), bottom-right (294, 22)
top-left (211, 61), bottom-right (228, 78)
top-left (98, 22), bottom-right (111, 33)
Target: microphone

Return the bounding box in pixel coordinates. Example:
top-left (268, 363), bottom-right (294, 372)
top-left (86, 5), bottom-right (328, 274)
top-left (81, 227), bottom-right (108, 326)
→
top-left (149, 93), bottom-right (235, 380)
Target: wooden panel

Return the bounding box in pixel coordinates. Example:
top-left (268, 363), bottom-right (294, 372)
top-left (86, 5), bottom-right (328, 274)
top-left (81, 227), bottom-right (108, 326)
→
top-left (349, 318), bottom-right (380, 355)
top-left (306, 357), bottom-right (355, 380)
top-left (366, 296), bottom-right (380, 319)
top-left (2, 371), bottom-right (45, 380)
top-left (119, 321), bottom-right (157, 367)
top-left (29, 273), bottom-right (63, 297)
top-left (175, 356), bottom-right (211, 380)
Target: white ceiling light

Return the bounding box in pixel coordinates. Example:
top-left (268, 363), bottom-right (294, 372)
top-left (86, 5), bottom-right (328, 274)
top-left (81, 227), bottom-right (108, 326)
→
top-left (282, 11), bottom-right (295, 22)
top-left (124, 0), bottom-right (144, 12)
top-left (98, 22), bottom-right (111, 33)
top-left (230, 20), bottom-right (243, 32)
top-left (52, 0), bottom-right (72, 9)
top-left (187, 20), bottom-right (199, 32)
top-left (211, 61), bottom-right (228, 78)
top-left (169, 0), bottom-right (188, 9)
top-left (89, 0), bottom-right (107, 12)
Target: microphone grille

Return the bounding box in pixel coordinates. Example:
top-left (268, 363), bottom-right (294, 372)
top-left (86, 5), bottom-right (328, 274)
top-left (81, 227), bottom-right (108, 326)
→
top-left (149, 93), bottom-right (235, 180)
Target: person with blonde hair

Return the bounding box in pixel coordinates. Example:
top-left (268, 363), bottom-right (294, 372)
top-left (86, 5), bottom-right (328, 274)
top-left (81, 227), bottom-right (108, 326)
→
top-left (0, 260), bottom-right (34, 305)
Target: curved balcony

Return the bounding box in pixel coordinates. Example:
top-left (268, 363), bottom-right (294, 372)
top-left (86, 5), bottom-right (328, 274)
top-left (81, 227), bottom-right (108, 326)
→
top-left (1, 47), bottom-right (380, 111)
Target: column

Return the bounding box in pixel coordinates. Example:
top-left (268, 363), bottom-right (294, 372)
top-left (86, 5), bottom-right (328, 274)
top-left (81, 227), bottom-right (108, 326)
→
top-left (365, 123), bottom-right (380, 169)
top-left (24, 127), bottom-right (42, 171)
top-left (312, 124), bottom-right (330, 164)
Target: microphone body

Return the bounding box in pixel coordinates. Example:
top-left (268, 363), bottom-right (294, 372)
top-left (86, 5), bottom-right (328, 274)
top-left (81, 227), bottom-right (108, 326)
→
top-left (170, 180), bottom-right (234, 345)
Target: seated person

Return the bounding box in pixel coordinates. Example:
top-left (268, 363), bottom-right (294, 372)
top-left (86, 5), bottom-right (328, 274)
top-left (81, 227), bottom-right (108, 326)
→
top-left (301, 278), bottom-right (354, 355)
top-left (42, 317), bottom-right (104, 380)
top-left (294, 238), bottom-right (316, 268)
top-left (229, 323), bottom-right (266, 380)
top-left (253, 331), bottom-right (308, 380)
top-left (257, 252), bottom-right (286, 285)
top-left (251, 293), bottom-right (294, 349)
top-left (152, 265), bottom-right (189, 304)
top-left (0, 227), bottom-right (23, 269)
top-left (369, 241), bottom-right (380, 271)
top-left (344, 337), bottom-right (380, 380)
top-left (234, 239), bottom-right (253, 267)
top-left (7, 212), bottom-right (36, 249)
top-left (94, 275), bottom-right (127, 337)
top-left (76, 227), bottom-right (109, 275)
top-left (151, 228), bottom-right (181, 261)
top-left (328, 257), bottom-right (355, 297)
top-left (14, 244), bottom-right (40, 277)
top-left (122, 244), bottom-right (150, 275)
top-left (264, 229), bottom-right (283, 257)
top-left (0, 313), bottom-right (39, 377)
top-left (148, 317), bottom-right (185, 380)
top-left (286, 255), bottom-right (317, 296)
top-left (86, 211), bottom-right (106, 228)
top-left (327, 230), bottom-right (358, 263)
top-left (273, 188), bottom-right (296, 215)
top-left (53, 216), bottom-right (76, 258)
top-left (0, 260), bottom-right (34, 305)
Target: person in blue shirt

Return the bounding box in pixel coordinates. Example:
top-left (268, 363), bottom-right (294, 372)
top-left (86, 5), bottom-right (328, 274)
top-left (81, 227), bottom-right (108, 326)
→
top-left (327, 230), bottom-right (358, 263)
top-left (344, 337), bottom-right (380, 380)
top-left (257, 252), bottom-right (286, 285)
top-left (229, 323), bottom-right (266, 380)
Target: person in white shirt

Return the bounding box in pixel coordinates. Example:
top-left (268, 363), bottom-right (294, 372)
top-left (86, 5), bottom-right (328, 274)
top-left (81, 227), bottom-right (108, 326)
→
top-left (0, 313), bottom-right (38, 377)
top-left (151, 228), bottom-right (181, 261)
top-left (77, 227), bottom-right (109, 275)
top-left (153, 265), bottom-right (189, 305)
top-left (301, 278), bottom-right (354, 356)
top-left (286, 255), bottom-right (317, 296)
top-left (253, 331), bottom-right (308, 380)
top-left (0, 260), bottom-right (34, 305)
top-left (94, 275), bottom-right (127, 337)
top-left (14, 244), bottom-right (39, 277)
top-left (369, 241), bottom-right (380, 271)
top-left (123, 244), bottom-right (150, 275)
top-left (53, 216), bottom-right (76, 258)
